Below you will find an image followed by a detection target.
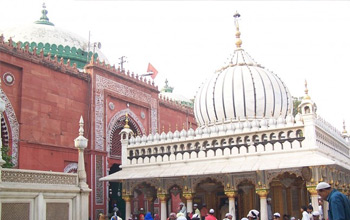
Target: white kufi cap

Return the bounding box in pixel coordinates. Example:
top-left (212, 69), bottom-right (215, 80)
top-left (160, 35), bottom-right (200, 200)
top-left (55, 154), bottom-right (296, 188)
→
top-left (316, 182), bottom-right (331, 190)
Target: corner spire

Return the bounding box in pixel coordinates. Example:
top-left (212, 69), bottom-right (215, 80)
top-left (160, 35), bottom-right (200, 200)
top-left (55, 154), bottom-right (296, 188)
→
top-left (303, 80), bottom-right (311, 100)
top-left (34, 3), bottom-right (54, 26)
top-left (233, 11), bottom-right (242, 49)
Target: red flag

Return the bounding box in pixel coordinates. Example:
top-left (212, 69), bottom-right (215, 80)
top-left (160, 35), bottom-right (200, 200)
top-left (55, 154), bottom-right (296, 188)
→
top-left (147, 63), bottom-right (158, 79)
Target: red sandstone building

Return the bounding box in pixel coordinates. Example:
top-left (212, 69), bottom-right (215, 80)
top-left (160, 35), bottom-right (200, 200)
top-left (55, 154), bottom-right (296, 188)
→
top-left (0, 5), bottom-right (196, 219)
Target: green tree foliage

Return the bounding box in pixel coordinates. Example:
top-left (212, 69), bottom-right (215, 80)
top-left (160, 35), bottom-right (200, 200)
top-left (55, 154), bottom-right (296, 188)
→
top-left (1, 145), bottom-right (14, 168)
top-left (292, 96), bottom-right (303, 116)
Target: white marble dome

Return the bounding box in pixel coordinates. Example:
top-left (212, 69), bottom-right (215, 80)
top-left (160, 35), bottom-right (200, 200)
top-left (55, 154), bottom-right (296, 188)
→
top-left (194, 48), bottom-right (292, 126)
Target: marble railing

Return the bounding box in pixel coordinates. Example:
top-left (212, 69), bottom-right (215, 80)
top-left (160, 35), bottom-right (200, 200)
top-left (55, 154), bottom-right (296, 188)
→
top-left (315, 115), bottom-right (349, 157)
top-left (126, 113), bottom-right (306, 165)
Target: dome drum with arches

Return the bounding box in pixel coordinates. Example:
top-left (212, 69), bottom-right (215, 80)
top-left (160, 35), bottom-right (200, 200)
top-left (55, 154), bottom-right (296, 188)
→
top-left (194, 13), bottom-right (292, 127)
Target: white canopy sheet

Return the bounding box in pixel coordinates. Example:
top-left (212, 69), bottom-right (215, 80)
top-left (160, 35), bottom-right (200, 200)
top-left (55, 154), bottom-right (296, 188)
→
top-left (100, 151), bottom-right (335, 182)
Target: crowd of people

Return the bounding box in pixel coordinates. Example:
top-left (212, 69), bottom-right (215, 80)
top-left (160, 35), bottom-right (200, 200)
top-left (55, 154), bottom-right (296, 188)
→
top-left (105, 182), bottom-right (350, 220)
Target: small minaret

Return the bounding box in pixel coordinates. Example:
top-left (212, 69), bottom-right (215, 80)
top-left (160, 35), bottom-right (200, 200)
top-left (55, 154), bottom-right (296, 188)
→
top-left (119, 113), bottom-right (134, 166)
top-left (74, 116), bottom-right (90, 220)
top-left (299, 80), bottom-right (317, 115)
top-left (74, 116), bottom-right (89, 189)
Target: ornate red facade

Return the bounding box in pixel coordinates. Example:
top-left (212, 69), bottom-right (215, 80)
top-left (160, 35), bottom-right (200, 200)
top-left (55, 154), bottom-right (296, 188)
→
top-left (0, 37), bottom-right (196, 219)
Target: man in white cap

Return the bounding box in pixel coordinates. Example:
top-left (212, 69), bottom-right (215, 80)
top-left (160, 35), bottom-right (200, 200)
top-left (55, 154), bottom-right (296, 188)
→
top-left (178, 202), bottom-right (187, 215)
top-left (311, 211), bottom-right (320, 220)
top-left (247, 210), bottom-right (259, 220)
top-left (316, 181), bottom-right (350, 220)
top-left (205, 209), bottom-right (217, 220)
top-left (223, 213), bottom-right (233, 220)
top-left (273, 213), bottom-right (280, 220)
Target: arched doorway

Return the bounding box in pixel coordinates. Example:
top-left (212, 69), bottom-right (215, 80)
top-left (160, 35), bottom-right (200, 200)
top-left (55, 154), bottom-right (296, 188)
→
top-left (110, 114), bottom-right (142, 159)
top-left (269, 172), bottom-right (307, 219)
top-left (237, 180), bottom-right (258, 219)
top-left (132, 182), bottom-right (157, 219)
top-left (195, 178), bottom-right (225, 220)
top-left (109, 164), bottom-right (125, 219)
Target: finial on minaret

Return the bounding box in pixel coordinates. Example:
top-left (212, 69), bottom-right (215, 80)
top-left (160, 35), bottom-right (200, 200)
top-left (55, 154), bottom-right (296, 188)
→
top-left (124, 113), bottom-right (130, 129)
top-left (79, 116), bottom-right (84, 136)
top-left (233, 11), bottom-right (242, 49)
top-left (34, 3), bottom-right (54, 26)
top-left (304, 80), bottom-right (311, 100)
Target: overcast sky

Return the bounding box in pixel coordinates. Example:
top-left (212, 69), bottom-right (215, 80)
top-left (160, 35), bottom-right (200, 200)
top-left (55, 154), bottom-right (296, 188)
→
top-left (1, 0), bottom-right (350, 132)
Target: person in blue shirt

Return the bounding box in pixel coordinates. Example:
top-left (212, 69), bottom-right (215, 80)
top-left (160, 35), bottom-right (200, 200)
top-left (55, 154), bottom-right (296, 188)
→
top-left (316, 182), bottom-right (350, 220)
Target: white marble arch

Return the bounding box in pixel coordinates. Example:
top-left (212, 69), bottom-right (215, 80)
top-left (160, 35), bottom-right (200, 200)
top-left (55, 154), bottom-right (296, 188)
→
top-left (64, 162), bottom-right (78, 173)
top-left (106, 108), bottom-right (146, 157)
top-left (0, 88), bottom-right (19, 167)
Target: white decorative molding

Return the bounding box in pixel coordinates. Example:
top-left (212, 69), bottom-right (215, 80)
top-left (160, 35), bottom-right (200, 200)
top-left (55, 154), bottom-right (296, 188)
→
top-left (106, 108), bottom-right (145, 157)
top-left (94, 74), bottom-right (157, 151)
top-left (64, 163), bottom-right (78, 173)
top-left (1, 168), bottom-right (78, 185)
top-left (0, 88), bottom-right (19, 167)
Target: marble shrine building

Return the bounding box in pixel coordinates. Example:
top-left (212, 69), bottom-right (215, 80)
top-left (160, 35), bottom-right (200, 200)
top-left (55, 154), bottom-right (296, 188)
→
top-left (101, 12), bottom-right (350, 220)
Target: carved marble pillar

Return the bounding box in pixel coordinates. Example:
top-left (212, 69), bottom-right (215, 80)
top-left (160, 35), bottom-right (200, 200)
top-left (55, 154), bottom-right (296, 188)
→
top-left (307, 185), bottom-right (319, 212)
top-left (158, 194), bottom-right (168, 220)
top-left (256, 188), bottom-right (269, 220)
top-left (123, 195), bottom-right (133, 219)
top-left (224, 190), bottom-right (237, 220)
top-left (183, 193), bottom-right (193, 213)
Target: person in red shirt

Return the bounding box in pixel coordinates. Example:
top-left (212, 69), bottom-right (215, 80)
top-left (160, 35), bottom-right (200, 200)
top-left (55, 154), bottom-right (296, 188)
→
top-left (205, 209), bottom-right (217, 220)
top-left (139, 208), bottom-right (145, 220)
top-left (201, 204), bottom-right (208, 220)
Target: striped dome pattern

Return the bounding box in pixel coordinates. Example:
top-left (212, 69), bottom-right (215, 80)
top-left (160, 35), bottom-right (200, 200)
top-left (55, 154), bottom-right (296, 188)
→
top-left (194, 49), bottom-right (292, 126)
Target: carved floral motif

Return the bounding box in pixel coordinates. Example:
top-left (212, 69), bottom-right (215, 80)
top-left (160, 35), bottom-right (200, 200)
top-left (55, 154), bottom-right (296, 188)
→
top-left (1, 169), bottom-right (78, 185)
top-left (0, 89), bottom-right (19, 167)
top-left (95, 74), bottom-right (157, 151)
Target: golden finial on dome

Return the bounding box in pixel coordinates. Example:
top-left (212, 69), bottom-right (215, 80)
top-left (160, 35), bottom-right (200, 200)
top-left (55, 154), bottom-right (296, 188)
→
top-left (304, 80), bottom-right (311, 100)
top-left (233, 11), bottom-right (242, 49)
top-left (124, 113), bottom-right (130, 129)
top-left (342, 120), bottom-right (348, 135)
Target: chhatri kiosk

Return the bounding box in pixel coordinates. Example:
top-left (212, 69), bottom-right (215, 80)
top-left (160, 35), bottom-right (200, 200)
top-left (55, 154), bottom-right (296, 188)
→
top-left (101, 13), bottom-right (350, 220)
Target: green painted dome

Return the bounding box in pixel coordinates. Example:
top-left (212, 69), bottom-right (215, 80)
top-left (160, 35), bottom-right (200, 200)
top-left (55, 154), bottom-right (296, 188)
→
top-left (0, 3), bottom-right (108, 69)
